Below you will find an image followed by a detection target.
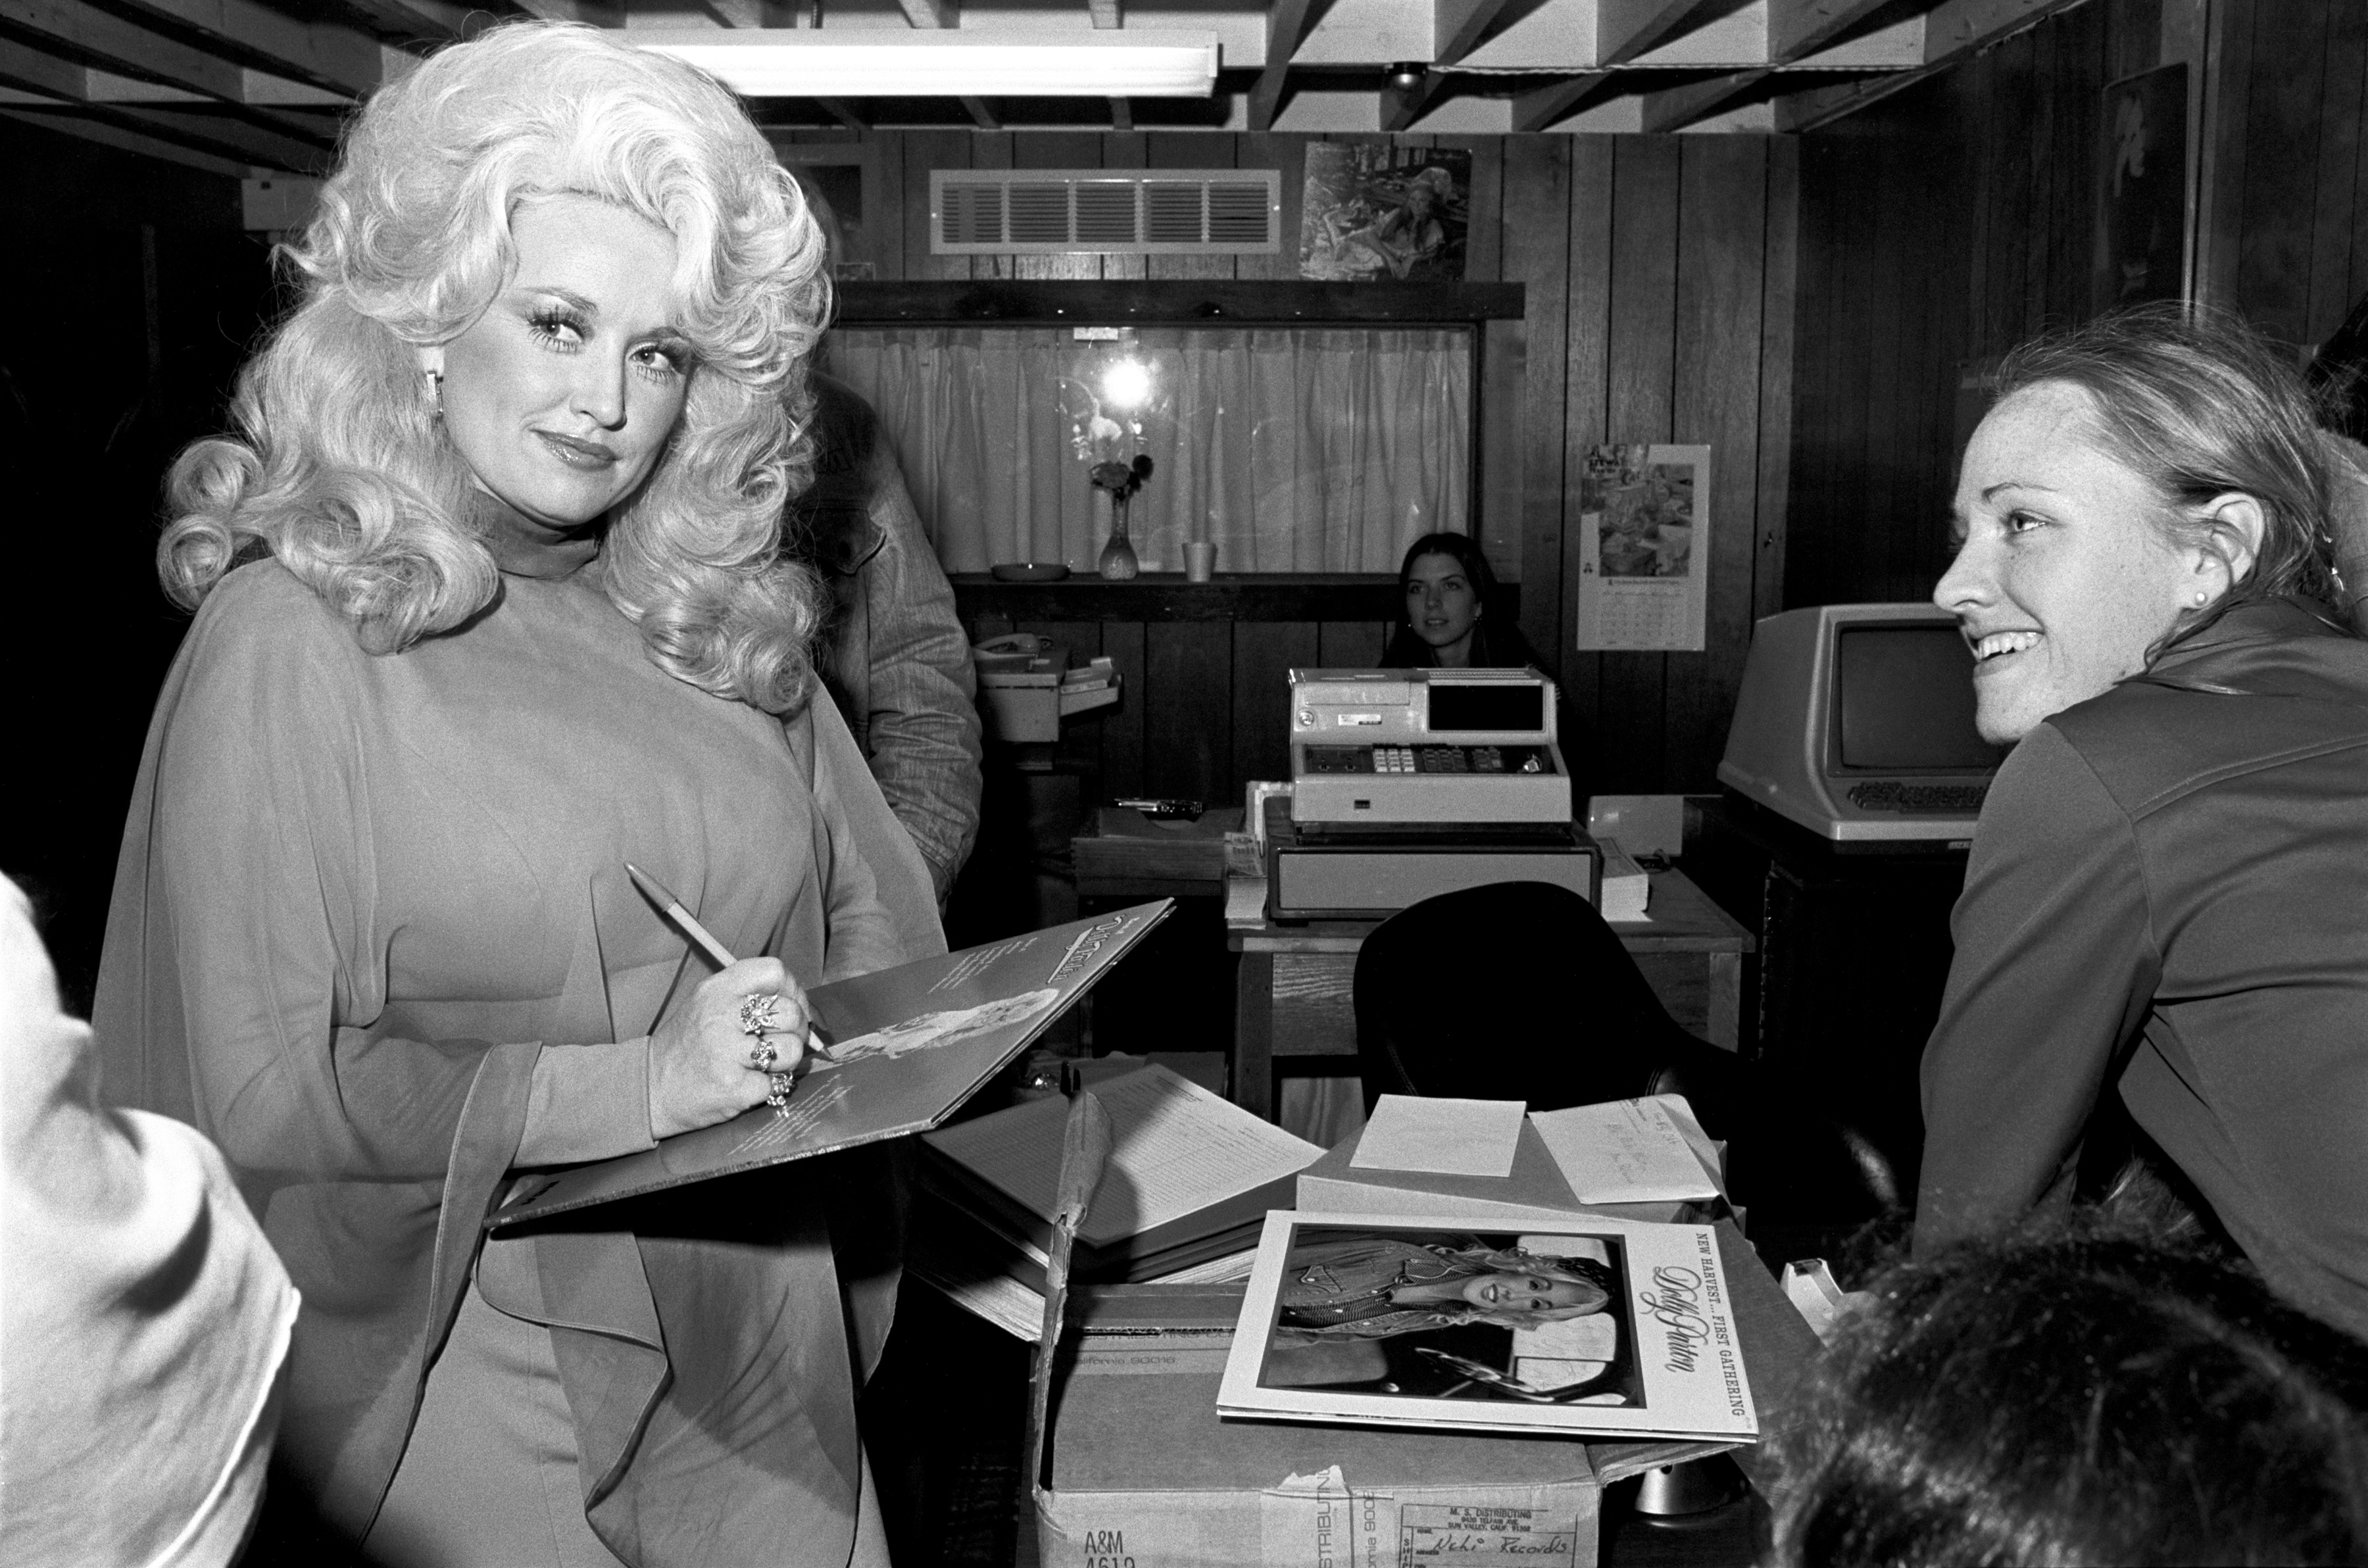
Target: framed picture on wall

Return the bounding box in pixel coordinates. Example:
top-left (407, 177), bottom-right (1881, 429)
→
top-left (770, 141), bottom-right (876, 281)
top-left (1574, 443), bottom-right (1710, 652)
top-left (2096, 62), bottom-right (2188, 310)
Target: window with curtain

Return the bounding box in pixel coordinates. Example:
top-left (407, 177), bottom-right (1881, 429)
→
top-left (821, 325), bottom-right (1471, 574)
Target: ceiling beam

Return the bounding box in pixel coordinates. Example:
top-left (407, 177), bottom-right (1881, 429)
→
top-left (1921, 0), bottom-right (2086, 67)
top-left (899, 0), bottom-right (956, 27)
top-left (814, 93), bottom-right (864, 131)
top-left (959, 93), bottom-right (995, 128)
top-left (1246, 0), bottom-right (1325, 132)
top-left (1380, 68), bottom-right (1445, 132)
top-left (327, 0), bottom-right (467, 43)
top-left (1767, 0), bottom-right (1897, 62)
top-left (1596, 0), bottom-right (1726, 67)
top-left (508, 0), bottom-right (626, 28)
top-left (1773, 68), bottom-right (1917, 132)
top-left (1434, 0), bottom-right (1520, 64)
top-left (1639, 66), bottom-right (1767, 132)
top-left (109, 101), bottom-right (334, 168)
top-left (102, 0), bottom-right (386, 97)
top-left (0, 103), bottom-right (245, 173)
top-left (0, 26), bottom-right (335, 137)
top-left (1511, 69), bottom-right (1617, 133)
top-left (706, 0), bottom-right (799, 24)
top-left (1086, 0), bottom-right (1120, 28)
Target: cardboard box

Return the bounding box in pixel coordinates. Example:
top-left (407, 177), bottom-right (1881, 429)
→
top-left (1035, 1288), bottom-right (1600, 1568)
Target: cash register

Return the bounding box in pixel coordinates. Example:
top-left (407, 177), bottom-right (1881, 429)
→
top-left (1267, 668), bottom-right (1600, 919)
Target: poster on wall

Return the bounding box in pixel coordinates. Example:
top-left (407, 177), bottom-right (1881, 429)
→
top-left (1298, 143), bottom-right (1471, 282)
top-left (2096, 62), bottom-right (2188, 309)
top-left (1575, 444), bottom-right (1710, 652)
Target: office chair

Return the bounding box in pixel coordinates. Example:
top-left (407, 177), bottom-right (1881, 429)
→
top-left (1350, 880), bottom-right (1900, 1231)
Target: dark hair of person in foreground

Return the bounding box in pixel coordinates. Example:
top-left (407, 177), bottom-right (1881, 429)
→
top-left (1767, 1217), bottom-right (2368, 1568)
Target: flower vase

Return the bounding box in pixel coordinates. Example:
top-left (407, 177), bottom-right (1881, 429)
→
top-left (1098, 493), bottom-right (1140, 581)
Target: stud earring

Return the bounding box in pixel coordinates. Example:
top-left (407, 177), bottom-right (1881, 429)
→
top-left (2194, 589), bottom-right (2209, 606)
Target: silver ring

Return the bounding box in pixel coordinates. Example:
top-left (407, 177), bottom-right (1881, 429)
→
top-left (738, 994), bottom-right (782, 1037)
top-left (747, 1042), bottom-right (778, 1071)
top-left (766, 1071), bottom-right (794, 1108)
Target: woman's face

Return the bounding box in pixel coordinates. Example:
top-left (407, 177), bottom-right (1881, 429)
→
top-left (1935, 381), bottom-right (2217, 745)
top-left (424, 193), bottom-right (692, 529)
top-left (1406, 552), bottom-right (1481, 660)
top-left (1460, 1270), bottom-right (1604, 1314)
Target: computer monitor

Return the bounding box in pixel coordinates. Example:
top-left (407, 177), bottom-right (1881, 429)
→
top-left (1717, 603), bottom-right (2007, 844)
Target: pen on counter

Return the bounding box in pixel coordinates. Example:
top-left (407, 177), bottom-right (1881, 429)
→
top-left (624, 862), bottom-right (835, 1062)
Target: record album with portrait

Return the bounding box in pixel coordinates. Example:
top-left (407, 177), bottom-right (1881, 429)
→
top-left (488, 901), bottom-right (1172, 1229)
top-left (1218, 1211), bottom-right (1757, 1443)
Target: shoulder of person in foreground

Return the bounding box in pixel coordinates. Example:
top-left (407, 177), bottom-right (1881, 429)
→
top-left (1767, 1210), bottom-right (2368, 1568)
top-left (2, 874), bottom-right (299, 1568)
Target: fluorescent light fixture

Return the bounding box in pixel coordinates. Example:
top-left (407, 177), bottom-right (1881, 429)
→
top-left (634, 31), bottom-right (1221, 98)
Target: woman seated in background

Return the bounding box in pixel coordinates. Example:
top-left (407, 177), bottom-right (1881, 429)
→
top-left (1383, 531), bottom-right (1542, 669)
top-left (1383, 531), bottom-right (1599, 798)
top-left (1919, 305), bottom-right (2368, 1342)
top-left (1769, 1217), bottom-right (2368, 1567)
top-left (95, 22), bottom-right (938, 1566)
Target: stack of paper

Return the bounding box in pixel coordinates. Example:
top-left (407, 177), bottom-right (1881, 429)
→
top-left (914, 1062), bottom-right (1323, 1335)
top-left (1596, 837), bottom-right (1651, 923)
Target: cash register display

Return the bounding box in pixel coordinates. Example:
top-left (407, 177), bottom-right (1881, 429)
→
top-left (1426, 683), bottom-right (1546, 733)
top-left (1300, 744), bottom-right (1557, 776)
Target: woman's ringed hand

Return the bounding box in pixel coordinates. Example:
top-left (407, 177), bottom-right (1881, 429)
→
top-left (649, 956), bottom-right (810, 1138)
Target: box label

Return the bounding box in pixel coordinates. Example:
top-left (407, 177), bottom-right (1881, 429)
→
top-left (1398, 1504), bottom-right (1579, 1565)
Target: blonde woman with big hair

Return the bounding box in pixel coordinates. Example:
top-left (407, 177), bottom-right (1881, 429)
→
top-left (93, 22), bottom-right (939, 1566)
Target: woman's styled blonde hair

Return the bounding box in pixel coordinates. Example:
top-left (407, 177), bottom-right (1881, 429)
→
top-left (160, 20), bottom-right (831, 712)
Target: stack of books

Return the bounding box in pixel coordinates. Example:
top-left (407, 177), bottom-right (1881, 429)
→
top-left (913, 1061), bottom-right (1323, 1339)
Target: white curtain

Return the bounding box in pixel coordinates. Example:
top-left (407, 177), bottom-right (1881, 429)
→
top-left (823, 326), bottom-right (1470, 574)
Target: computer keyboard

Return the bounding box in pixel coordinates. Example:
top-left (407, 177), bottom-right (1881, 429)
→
top-left (1845, 781), bottom-right (1990, 814)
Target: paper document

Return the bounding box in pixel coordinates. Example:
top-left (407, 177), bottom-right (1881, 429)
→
top-left (1350, 1094), bottom-right (1525, 1178)
top-left (1529, 1096), bottom-right (1723, 1205)
top-left (927, 1064), bottom-right (1320, 1247)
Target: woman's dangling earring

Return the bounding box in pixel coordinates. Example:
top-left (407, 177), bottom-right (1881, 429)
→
top-left (425, 369), bottom-right (443, 419)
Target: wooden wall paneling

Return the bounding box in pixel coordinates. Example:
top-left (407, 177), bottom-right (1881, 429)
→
top-left (1821, 135), bottom-right (1880, 608)
top-left (1145, 132), bottom-right (1236, 282)
top-left (1102, 132), bottom-right (1149, 283)
top-left (2350, 38), bottom-right (2368, 318)
top-left (1010, 132), bottom-right (1106, 283)
top-left (901, 130), bottom-right (975, 282)
top-left (2020, 16), bottom-right (2062, 337)
top-left (1316, 620), bottom-right (1389, 666)
top-left (1861, 124), bottom-right (1916, 600)
top-left (2196, 0), bottom-right (2256, 310)
top-left (2105, 0), bottom-right (2162, 80)
top-left (1235, 132), bottom-right (1310, 282)
top-left (861, 131), bottom-right (904, 281)
top-left (1599, 135), bottom-right (1681, 793)
top-left (1144, 622), bottom-right (1233, 798)
top-left (1439, 134), bottom-right (1504, 283)
top-left (1985, 34), bottom-right (2038, 353)
top-left (2232, 0), bottom-right (2329, 347)
top-left (1558, 137), bottom-right (1616, 740)
top-left (2046, 3), bottom-right (2104, 330)
top-left (1666, 135), bottom-right (1767, 791)
top-left (2307, 8), bottom-right (2368, 343)
top-left (1231, 620), bottom-right (1320, 787)
top-left (1781, 135), bottom-right (1840, 610)
top-left (1753, 135), bottom-right (1798, 624)
top-left (1504, 137), bottom-right (1573, 670)
top-left (1098, 620), bottom-right (1148, 797)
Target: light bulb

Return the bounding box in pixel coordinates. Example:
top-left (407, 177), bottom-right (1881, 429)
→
top-left (1102, 358), bottom-right (1152, 411)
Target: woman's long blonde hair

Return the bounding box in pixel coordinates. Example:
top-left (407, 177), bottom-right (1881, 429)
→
top-left (160, 20), bottom-right (831, 712)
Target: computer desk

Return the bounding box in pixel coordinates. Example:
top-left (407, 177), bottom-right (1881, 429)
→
top-left (1223, 868), bottom-right (1755, 1121)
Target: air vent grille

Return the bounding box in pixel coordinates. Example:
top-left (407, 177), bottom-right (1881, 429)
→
top-left (931, 169), bottom-right (1280, 255)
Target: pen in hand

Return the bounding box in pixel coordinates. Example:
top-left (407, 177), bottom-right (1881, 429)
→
top-left (623, 862), bottom-right (835, 1062)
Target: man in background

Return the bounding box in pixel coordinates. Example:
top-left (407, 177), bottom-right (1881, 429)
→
top-left (785, 370), bottom-right (982, 902)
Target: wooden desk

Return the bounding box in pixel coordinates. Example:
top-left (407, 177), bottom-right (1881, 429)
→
top-left (1225, 868), bottom-right (1754, 1121)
